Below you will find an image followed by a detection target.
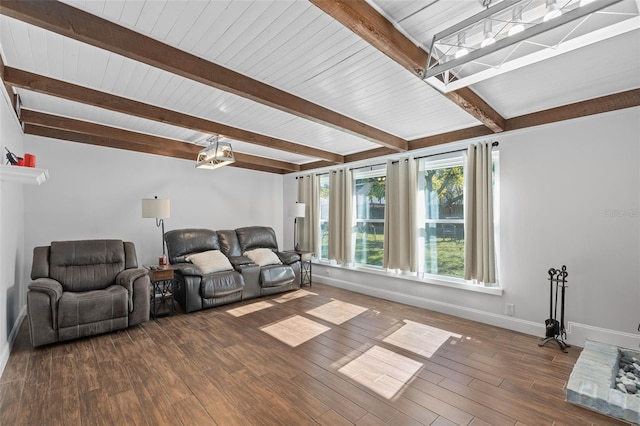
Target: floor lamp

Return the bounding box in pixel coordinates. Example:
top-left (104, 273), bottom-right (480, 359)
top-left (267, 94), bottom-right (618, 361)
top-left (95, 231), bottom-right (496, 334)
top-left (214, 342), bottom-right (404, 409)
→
top-left (289, 202), bottom-right (306, 251)
top-left (142, 196), bottom-right (171, 264)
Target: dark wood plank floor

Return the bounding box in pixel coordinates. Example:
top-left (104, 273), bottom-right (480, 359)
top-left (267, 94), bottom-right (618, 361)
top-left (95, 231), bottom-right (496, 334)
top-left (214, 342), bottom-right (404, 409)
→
top-left (0, 283), bottom-right (624, 425)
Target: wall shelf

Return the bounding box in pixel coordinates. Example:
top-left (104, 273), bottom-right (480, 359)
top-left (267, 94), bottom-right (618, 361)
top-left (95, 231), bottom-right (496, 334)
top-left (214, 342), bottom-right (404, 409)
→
top-left (0, 165), bottom-right (49, 185)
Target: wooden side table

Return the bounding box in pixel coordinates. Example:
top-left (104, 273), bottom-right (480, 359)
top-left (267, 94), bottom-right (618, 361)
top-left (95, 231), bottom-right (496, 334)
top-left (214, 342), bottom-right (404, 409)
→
top-left (146, 265), bottom-right (176, 319)
top-left (295, 250), bottom-right (313, 287)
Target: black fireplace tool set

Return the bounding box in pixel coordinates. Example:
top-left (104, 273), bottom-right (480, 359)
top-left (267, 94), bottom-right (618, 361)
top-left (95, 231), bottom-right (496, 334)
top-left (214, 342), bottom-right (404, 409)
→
top-left (539, 265), bottom-right (570, 353)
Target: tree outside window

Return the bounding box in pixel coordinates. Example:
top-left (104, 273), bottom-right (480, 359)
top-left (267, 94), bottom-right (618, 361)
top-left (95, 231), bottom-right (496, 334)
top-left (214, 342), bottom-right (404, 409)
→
top-left (354, 172), bottom-right (386, 267)
top-left (422, 162), bottom-right (465, 278)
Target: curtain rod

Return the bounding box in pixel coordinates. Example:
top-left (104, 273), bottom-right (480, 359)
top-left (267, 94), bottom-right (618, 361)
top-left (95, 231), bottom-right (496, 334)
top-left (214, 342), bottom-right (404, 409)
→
top-left (305, 141), bottom-right (499, 177)
top-left (348, 141), bottom-right (499, 172)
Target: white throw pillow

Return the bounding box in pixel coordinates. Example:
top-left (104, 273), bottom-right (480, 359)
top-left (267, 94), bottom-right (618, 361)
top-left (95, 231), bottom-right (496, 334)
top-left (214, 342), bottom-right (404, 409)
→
top-left (186, 250), bottom-right (233, 274)
top-left (244, 248), bottom-right (282, 266)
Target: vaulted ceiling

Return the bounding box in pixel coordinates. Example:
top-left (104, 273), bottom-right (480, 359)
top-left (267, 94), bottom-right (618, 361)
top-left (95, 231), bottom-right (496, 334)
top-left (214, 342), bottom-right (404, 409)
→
top-left (1, 0), bottom-right (639, 174)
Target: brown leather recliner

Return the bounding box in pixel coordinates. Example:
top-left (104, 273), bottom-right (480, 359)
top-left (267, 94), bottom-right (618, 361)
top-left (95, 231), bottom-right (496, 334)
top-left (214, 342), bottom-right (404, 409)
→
top-left (27, 240), bottom-right (150, 347)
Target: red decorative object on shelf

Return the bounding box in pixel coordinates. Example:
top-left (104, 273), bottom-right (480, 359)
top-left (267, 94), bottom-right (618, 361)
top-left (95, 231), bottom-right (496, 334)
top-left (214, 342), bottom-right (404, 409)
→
top-left (24, 153), bottom-right (36, 167)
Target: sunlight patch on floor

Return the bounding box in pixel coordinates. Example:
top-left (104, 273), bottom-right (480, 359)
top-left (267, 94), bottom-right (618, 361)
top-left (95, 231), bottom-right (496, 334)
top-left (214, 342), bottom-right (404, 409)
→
top-left (383, 320), bottom-right (462, 358)
top-left (260, 315), bottom-right (330, 347)
top-left (226, 300), bottom-right (274, 317)
top-left (338, 345), bottom-right (423, 400)
top-left (306, 299), bottom-right (368, 325)
top-left (273, 289), bottom-right (317, 303)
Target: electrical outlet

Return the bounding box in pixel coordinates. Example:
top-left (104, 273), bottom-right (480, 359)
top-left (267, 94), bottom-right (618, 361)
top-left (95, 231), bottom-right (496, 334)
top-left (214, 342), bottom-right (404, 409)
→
top-left (505, 303), bottom-right (515, 316)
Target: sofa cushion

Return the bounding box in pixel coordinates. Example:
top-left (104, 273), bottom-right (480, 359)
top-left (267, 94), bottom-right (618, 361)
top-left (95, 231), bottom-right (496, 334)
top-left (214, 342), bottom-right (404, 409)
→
top-left (200, 270), bottom-right (244, 298)
top-left (236, 226), bottom-right (278, 252)
top-left (186, 250), bottom-right (233, 274)
top-left (58, 285), bottom-right (128, 328)
top-left (260, 265), bottom-right (295, 288)
top-left (165, 229), bottom-right (220, 264)
top-left (50, 240), bottom-right (126, 292)
top-left (244, 248), bottom-right (282, 267)
top-left (217, 230), bottom-right (242, 257)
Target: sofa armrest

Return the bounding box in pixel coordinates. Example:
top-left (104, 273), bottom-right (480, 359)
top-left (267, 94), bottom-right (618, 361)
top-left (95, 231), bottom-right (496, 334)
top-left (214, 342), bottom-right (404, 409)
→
top-left (116, 268), bottom-right (149, 312)
top-left (28, 278), bottom-right (63, 302)
top-left (117, 268), bottom-right (148, 288)
top-left (28, 278), bottom-right (63, 338)
top-left (228, 255), bottom-right (255, 270)
top-left (171, 262), bottom-right (203, 277)
top-left (277, 251), bottom-right (300, 265)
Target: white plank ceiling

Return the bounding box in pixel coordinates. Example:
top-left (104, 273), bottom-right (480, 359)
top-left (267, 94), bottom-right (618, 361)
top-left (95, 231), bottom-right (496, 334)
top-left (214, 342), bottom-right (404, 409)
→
top-left (1, 0), bottom-right (639, 172)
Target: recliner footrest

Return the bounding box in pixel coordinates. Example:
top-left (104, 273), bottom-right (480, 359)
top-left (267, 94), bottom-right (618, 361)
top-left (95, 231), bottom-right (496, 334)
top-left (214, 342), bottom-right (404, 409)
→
top-left (260, 265), bottom-right (294, 288)
top-left (58, 285), bottom-right (128, 328)
top-left (200, 270), bottom-right (244, 298)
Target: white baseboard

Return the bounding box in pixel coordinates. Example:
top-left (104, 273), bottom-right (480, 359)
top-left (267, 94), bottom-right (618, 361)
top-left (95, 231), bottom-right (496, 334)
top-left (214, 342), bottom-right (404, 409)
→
top-left (316, 276), bottom-right (640, 350)
top-left (565, 322), bottom-right (640, 350)
top-left (0, 305), bottom-right (26, 378)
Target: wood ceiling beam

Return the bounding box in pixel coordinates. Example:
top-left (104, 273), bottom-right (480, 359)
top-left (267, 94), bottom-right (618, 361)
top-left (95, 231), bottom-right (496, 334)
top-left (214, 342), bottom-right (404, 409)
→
top-left (25, 124), bottom-right (288, 174)
top-left (505, 88), bottom-right (640, 131)
top-left (20, 109), bottom-right (198, 155)
top-left (443, 89), bottom-right (506, 133)
top-left (19, 109), bottom-right (299, 173)
top-left (3, 66), bottom-right (342, 164)
top-left (299, 161), bottom-right (334, 171)
top-left (310, 0), bottom-right (427, 77)
top-left (409, 126), bottom-right (494, 151)
top-left (344, 147), bottom-right (398, 164)
top-left (0, 54), bottom-right (16, 112)
top-left (25, 123), bottom-right (196, 161)
top-left (0, 0), bottom-right (407, 152)
top-left (288, 90), bottom-right (640, 172)
top-left (309, 0), bottom-right (506, 133)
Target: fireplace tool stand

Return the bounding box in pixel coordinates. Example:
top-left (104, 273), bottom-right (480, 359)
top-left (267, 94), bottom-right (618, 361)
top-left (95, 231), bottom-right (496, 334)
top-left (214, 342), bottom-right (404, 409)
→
top-left (539, 265), bottom-right (570, 353)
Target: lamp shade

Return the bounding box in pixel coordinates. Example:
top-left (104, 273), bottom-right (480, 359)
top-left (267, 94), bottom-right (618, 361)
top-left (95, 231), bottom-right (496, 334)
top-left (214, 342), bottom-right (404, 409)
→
top-left (141, 198), bottom-right (170, 219)
top-left (288, 202), bottom-right (306, 218)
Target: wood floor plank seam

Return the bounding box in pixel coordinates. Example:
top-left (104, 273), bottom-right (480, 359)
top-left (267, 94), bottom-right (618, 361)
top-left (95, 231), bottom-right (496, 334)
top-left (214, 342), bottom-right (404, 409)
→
top-left (0, 283), bottom-right (626, 425)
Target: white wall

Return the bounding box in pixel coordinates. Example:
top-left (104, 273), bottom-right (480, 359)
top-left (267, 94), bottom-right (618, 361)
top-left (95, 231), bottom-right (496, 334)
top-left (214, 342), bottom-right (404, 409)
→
top-left (284, 107), bottom-right (640, 348)
top-left (3, 104), bottom-right (638, 375)
top-left (498, 108), bottom-right (639, 339)
top-left (0, 115), bottom-right (284, 377)
top-left (0, 89), bottom-right (25, 372)
top-left (22, 136), bottom-right (285, 289)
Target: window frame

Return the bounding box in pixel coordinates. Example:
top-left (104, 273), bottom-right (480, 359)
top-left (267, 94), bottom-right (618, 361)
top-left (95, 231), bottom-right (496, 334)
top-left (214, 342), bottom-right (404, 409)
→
top-left (418, 151), bottom-right (500, 285)
top-left (311, 148), bottom-right (500, 288)
top-left (353, 167), bottom-right (386, 268)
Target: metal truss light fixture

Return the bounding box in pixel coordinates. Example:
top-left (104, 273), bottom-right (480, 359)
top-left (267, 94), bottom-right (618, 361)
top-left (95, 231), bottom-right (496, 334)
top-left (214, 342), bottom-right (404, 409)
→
top-left (424, 0), bottom-right (639, 93)
top-left (195, 135), bottom-right (235, 170)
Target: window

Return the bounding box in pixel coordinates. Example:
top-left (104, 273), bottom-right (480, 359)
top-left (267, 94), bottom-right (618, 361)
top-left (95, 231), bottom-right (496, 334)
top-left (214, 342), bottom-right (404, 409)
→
top-left (354, 168), bottom-right (386, 267)
top-left (313, 149), bottom-right (498, 285)
top-left (418, 153), bottom-right (499, 281)
top-left (419, 157), bottom-right (465, 278)
top-left (319, 174), bottom-right (330, 260)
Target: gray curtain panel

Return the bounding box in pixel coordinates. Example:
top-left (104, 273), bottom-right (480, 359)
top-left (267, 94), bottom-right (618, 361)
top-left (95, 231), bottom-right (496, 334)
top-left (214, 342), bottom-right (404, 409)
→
top-left (383, 157), bottom-right (418, 272)
top-left (297, 174), bottom-right (320, 255)
top-left (464, 142), bottom-right (497, 284)
top-left (328, 168), bottom-right (353, 264)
